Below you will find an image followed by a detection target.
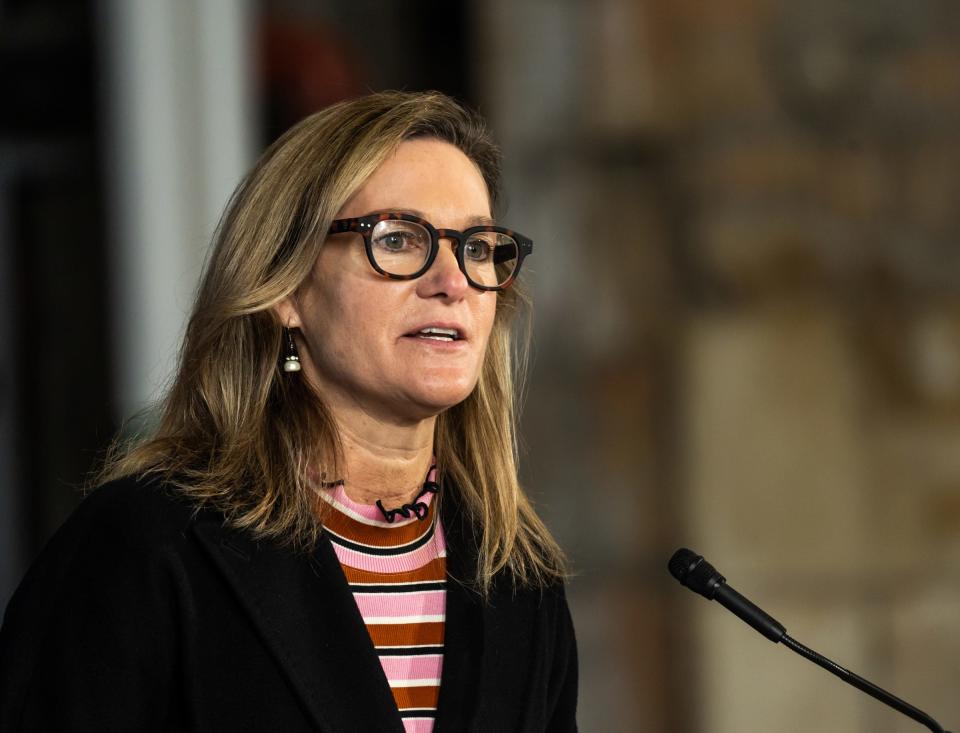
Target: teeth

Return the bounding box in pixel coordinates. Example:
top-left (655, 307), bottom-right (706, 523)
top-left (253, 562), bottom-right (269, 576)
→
top-left (418, 327), bottom-right (459, 340)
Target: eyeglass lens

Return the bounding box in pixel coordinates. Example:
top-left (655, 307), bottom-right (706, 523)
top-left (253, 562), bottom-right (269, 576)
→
top-left (369, 219), bottom-right (519, 288)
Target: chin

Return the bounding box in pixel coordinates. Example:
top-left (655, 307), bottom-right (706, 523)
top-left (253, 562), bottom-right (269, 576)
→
top-left (403, 377), bottom-right (479, 417)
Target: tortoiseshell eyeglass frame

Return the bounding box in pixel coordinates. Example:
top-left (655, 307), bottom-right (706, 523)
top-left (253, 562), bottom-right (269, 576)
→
top-left (327, 212), bottom-right (533, 292)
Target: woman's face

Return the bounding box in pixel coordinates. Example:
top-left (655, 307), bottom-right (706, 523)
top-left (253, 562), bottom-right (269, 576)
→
top-left (278, 138), bottom-right (499, 424)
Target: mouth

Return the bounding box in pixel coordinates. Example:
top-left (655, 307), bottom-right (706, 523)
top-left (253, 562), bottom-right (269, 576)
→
top-left (404, 326), bottom-right (463, 343)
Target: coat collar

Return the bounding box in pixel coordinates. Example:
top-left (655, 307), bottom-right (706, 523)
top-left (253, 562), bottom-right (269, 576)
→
top-left (191, 491), bottom-right (490, 733)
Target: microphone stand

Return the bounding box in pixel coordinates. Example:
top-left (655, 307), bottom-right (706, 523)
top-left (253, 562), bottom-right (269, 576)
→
top-left (780, 634), bottom-right (949, 733)
top-left (669, 548), bottom-right (953, 733)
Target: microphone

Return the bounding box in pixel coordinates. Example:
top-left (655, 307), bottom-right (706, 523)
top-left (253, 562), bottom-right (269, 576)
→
top-left (668, 548), bottom-right (952, 733)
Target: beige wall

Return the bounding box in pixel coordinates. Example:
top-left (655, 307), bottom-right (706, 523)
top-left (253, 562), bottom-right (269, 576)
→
top-left (476, 1), bottom-right (960, 730)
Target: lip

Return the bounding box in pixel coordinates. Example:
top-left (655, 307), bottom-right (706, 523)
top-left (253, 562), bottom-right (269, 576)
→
top-left (402, 321), bottom-right (469, 341)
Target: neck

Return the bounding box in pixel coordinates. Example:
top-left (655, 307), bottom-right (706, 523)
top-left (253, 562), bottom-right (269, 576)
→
top-left (333, 413), bottom-right (436, 508)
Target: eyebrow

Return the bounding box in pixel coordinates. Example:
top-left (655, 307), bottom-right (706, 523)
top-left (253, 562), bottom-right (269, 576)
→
top-left (369, 208), bottom-right (496, 227)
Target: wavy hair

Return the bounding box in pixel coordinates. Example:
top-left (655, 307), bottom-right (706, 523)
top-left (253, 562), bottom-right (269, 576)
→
top-left (97, 90), bottom-right (567, 593)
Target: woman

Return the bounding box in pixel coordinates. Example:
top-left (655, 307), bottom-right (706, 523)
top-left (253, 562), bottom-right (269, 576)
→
top-left (0, 91), bottom-right (577, 732)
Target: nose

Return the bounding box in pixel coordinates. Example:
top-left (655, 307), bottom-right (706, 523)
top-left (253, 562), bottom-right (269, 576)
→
top-left (416, 237), bottom-right (470, 301)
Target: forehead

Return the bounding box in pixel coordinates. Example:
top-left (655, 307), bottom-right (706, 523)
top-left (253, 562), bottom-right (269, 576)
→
top-left (337, 138), bottom-right (492, 223)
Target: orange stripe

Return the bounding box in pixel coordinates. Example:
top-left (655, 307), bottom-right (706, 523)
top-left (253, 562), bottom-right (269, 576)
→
top-left (323, 502), bottom-right (436, 548)
top-left (367, 621), bottom-right (445, 647)
top-left (342, 556), bottom-right (446, 585)
top-left (392, 685), bottom-right (440, 710)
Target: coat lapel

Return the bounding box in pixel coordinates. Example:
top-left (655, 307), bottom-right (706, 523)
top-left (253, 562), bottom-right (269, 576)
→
top-left (192, 517), bottom-right (405, 733)
top-left (434, 492), bottom-right (486, 732)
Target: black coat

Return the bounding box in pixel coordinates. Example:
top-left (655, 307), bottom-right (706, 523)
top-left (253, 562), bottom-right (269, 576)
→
top-left (0, 475), bottom-right (578, 732)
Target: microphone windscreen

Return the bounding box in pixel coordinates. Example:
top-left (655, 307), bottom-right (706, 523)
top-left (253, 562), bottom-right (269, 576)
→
top-left (668, 548), bottom-right (725, 599)
top-left (668, 548), bottom-right (698, 582)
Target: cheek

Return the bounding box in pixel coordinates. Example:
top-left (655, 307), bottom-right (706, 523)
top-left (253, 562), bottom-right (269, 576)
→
top-left (299, 279), bottom-right (356, 367)
top-left (318, 291), bottom-right (370, 354)
top-left (475, 296), bottom-right (499, 353)
top-left (306, 243), bottom-right (373, 328)
top-left (484, 294), bottom-right (499, 330)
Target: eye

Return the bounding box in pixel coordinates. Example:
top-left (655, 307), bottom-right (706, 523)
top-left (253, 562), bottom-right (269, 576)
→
top-left (371, 222), bottom-right (430, 253)
top-left (464, 236), bottom-right (494, 262)
top-left (375, 232), bottom-right (412, 251)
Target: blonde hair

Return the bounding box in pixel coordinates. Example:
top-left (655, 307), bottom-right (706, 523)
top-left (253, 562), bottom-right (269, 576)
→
top-left (97, 90), bottom-right (567, 593)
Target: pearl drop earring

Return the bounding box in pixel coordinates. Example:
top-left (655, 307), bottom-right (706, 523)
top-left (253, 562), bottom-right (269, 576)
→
top-left (283, 328), bottom-right (302, 373)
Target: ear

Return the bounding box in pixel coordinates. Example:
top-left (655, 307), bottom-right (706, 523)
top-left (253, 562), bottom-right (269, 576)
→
top-left (273, 295), bottom-right (303, 330)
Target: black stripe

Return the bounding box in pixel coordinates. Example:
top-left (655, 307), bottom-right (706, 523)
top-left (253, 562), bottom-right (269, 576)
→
top-left (350, 581), bottom-right (446, 594)
top-left (326, 519), bottom-right (436, 556)
top-left (399, 710), bottom-right (437, 719)
top-left (376, 645), bottom-right (445, 656)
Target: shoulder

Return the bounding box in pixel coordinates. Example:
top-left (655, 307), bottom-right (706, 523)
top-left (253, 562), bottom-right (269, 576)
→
top-left (0, 474), bottom-right (212, 730)
top-left (501, 577), bottom-right (573, 620)
top-left (84, 471), bottom-right (197, 520)
top-left (1, 474), bottom-right (215, 660)
top-left (7, 473), bottom-right (207, 610)
top-left (77, 472), bottom-right (200, 544)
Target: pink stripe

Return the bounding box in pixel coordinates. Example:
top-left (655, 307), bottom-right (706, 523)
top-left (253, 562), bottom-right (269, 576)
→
top-left (330, 521), bottom-right (447, 573)
top-left (380, 654), bottom-right (443, 681)
top-left (403, 718), bottom-right (435, 733)
top-left (355, 590), bottom-right (446, 618)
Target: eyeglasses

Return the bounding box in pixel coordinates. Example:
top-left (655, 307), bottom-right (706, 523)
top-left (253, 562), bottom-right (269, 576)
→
top-left (327, 212), bottom-right (533, 291)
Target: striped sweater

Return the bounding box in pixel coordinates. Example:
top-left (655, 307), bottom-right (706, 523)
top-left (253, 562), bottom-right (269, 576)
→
top-left (317, 469), bottom-right (446, 733)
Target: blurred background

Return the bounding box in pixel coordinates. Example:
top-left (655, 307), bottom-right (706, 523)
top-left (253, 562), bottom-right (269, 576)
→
top-left (2, 0), bottom-right (959, 730)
